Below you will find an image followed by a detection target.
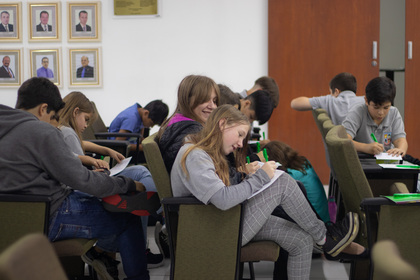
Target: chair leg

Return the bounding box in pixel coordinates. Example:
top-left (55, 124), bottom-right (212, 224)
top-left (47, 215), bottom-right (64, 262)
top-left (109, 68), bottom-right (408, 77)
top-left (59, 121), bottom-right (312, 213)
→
top-left (248, 262), bottom-right (255, 280)
top-left (239, 262), bottom-right (244, 279)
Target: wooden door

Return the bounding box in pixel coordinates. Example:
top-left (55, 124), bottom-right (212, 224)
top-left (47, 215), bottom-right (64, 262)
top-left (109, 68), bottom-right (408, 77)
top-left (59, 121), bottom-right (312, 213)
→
top-left (405, 0), bottom-right (420, 160)
top-left (268, 0), bottom-right (380, 183)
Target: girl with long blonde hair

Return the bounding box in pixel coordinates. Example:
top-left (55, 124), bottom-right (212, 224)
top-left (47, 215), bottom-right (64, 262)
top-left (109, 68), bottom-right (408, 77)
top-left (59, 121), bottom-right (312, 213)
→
top-left (171, 105), bottom-right (360, 280)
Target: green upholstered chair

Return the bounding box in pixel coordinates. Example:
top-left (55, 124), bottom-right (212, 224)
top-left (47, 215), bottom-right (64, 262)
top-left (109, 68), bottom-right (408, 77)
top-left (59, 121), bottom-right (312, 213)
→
top-left (325, 125), bottom-right (417, 279)
top-left (372, 240), bottom-right (420, 280)
top-left (0, 194), bottom-right (96, 280)
top-left (143, 134), bottom-right (280, 280)
top-left (0, 233), bottom-right (68, 280)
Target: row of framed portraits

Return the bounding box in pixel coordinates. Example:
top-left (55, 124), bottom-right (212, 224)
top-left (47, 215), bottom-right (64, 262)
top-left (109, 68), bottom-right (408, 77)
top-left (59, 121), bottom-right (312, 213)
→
top-left (0, 48), bottom-right (101, 87)
top-left (1, 2), bottom-right (100, 42)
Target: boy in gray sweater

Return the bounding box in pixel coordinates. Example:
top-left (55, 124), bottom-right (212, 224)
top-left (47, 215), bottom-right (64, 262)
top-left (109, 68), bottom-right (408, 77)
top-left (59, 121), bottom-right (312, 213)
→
top-left (0, 77), bottom-right (150, 280)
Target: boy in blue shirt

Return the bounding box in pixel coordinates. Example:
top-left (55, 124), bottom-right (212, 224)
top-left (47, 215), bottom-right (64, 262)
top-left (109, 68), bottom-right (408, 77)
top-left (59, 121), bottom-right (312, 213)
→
top-left (342, 76), bottom-right (408, 156)
top-left (109, 100), bottom-right (169, 163)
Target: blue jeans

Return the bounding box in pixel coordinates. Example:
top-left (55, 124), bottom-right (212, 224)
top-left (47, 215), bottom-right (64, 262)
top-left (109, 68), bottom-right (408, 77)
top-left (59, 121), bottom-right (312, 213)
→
top-left (48, 191), bottom-right (149, 280)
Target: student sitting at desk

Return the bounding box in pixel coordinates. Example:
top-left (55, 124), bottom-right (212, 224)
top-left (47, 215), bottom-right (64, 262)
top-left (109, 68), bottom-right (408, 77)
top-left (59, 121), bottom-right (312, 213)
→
top-left (290, 72), bottom-right (365, 125)
top-left (342, 76), bottom-right (408, 157)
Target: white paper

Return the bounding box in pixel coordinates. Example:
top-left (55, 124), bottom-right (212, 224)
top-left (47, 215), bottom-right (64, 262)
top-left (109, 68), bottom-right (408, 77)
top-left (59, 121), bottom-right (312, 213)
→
top-left (109, 157), bottom-right (132, 176)
top-left (375, 152), bottom-right (402, 161)
top-left (248, 169), bottom-right (284, 199)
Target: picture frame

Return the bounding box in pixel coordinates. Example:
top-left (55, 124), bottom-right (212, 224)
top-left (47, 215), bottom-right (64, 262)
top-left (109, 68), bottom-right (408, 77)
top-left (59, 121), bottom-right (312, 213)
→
top-left (68, 2), bottom-right (100, 42)
top-left (69, 48), bottom-right (101, 87)
top-left (0, 49), bottom-right (22, 87)
top-left (0, 3), bottom-right (22, 42)
top-left (28, 2), bottom-right (60, 41)
top-left (30, 48), bottom-right (61, 86)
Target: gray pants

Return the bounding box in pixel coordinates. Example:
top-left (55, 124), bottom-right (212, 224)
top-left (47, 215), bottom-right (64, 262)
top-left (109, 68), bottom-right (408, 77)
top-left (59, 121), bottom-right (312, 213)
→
top-left (242, 173), bottom-right (326, 280)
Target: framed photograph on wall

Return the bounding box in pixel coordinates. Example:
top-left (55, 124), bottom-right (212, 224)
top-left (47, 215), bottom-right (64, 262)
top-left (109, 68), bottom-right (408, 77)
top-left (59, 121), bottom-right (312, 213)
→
top-left (0, 49), bottom-right (21, 87)
top-left (29, 2), bottom-right (60, 41)
top-left (30, 49), bottom-right (61, 86)
top-left (0, 3), bottom-right (22, 42)
top-left (68, 2), bottom-right (100, 42)
top-left (69, 48), bottom-right (101, 87)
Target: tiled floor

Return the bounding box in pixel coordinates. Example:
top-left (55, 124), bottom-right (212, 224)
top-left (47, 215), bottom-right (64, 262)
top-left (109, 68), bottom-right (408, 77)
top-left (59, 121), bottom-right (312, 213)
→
top-left (114, 225), bottom-right (351, 280)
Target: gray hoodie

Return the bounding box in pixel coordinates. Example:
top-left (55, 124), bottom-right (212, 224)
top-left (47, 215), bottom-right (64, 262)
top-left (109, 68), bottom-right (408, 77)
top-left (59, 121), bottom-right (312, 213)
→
top-left (0, 105), bottom-right (136, 213)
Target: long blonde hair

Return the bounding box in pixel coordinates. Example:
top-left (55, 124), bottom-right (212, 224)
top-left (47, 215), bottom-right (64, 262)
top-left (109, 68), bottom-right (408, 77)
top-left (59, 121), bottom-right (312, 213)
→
top-left (180, 105), bottom-right (250, 186)
top-left (156, 75), bottom-right (220, 141)
top-left (58, 91), bottom-right (97, 149)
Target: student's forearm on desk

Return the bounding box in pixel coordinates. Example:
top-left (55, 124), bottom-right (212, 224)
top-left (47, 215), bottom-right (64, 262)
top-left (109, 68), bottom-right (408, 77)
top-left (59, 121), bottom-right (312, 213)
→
top-left (390, 138), bottom-right (408, 156)
top-left (347, 134), bottom-right (383, 155)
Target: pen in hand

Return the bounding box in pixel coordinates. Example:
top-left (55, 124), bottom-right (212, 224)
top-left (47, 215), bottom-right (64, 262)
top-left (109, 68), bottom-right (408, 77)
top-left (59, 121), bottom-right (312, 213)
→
top-left (263, 148), bottom-right (268, 162)
top-left (370, 133), bottom-right (378, 142)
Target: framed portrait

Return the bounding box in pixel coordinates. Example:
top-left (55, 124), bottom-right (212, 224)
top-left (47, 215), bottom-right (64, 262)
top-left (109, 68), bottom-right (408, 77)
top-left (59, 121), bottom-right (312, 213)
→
top-left (30, 49), bottom-right (61, 86)
top-left (69, 48), bottom-right (101, 87)
top-left (29, 2), bottom-right (60, 41)
top-left (0, 49), bottom-right (22, 87)
top-left (0, 3), bottom-right (22, 42)
top-left (68, 2), bottom-right (100, 42)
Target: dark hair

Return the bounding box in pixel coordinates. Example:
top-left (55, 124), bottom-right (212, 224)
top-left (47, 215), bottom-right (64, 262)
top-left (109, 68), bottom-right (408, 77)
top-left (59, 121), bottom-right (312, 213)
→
top-left (40, 11), bottom-right (49, 17)
top-left (263, 140), bottom-right (310, 174)
top-left (79, 10), bottom-right (88, 17)
top-left (365, 76), bottom-right (396, 105)
top-left (1, 11), bottom-right (10, 16)
top-left (254, 76), bottom-right (279, 108)
top-left (218, 84), bottom-right (241, 108)
top-left (329, 72), bottom-right (357, 93)
top-left (41, 57), bottom-right (48, 62)
top-left (144, 100), bottom-right (169, 126)
top-left (245, 90), bottom-right (273, 125)
top-left (15, 77), bottom-right (64, 113)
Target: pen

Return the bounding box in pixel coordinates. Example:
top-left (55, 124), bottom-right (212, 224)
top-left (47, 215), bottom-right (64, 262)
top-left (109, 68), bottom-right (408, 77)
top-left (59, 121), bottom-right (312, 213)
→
top-left (370, 133), bottom-right (378, 142)
top-left (246, 156), bottom-right (250, 164)
top-left (256, 142), bottom-right (261, 153)
top-left (263, 148), bottom-right (268, 162)
top-left (396, 165), bottom-right (420, 169)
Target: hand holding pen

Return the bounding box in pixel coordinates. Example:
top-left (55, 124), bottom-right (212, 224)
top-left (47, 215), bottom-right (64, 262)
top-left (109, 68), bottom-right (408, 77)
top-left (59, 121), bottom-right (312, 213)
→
top-left (369, 133), bottom-right (384, 155)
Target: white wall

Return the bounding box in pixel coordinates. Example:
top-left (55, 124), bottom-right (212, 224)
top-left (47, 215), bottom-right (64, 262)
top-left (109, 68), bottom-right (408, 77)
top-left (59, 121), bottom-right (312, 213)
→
top-left (0, 0), bottom-right (268, 134)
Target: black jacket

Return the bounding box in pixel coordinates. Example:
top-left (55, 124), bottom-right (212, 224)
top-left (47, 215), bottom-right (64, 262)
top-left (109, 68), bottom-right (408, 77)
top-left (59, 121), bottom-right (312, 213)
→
top-left (158, 120), bottom-right (202, 173)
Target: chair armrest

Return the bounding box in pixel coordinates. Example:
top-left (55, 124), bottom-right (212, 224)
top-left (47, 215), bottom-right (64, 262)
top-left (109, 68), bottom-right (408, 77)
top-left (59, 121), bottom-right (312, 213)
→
top-left (87, 139), bottom-right (130, 148)
top-left (0, 193), bottom-right (51, 203)
top-left (161, 196), bottom-right (204, 205)
top-left (360, 197), bottom-right (394, 213)
top-left (94, 132), bottom-right (142, 140)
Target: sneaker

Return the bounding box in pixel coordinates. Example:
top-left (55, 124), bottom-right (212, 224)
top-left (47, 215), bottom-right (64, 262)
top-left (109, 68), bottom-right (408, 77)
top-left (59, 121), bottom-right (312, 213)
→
top-left (324, 248), bottom-right (370, 261)
top-left (146, 248), bottom-right (164, 269)
top-left (102, 191), bottom-right (161, 216)
top-left (81, 247), bottom-right (120, 280)
top-left (155, 222), bottom-right (170, 258)
top-left (321, 212), bottom-right (359, 257)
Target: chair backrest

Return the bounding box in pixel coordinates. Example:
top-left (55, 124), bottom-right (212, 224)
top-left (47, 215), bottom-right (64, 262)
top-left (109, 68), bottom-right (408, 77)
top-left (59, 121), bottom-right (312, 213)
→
top-left (82, 102), bottom-right (108, 140)
top-left (317, 113), bottom-right (332, 140)
top-left (0, 194), bottom-right (50, 252)
top-left (312, 108), bottom-right (328, 134)
top-left (142, 133), bottom-right (173, 200)
top-left (0, 233), bottom-right (68, 280)
top-left (325, 125), bottom-right (373, 245)
top-left (325, 125), bottom-right (374, 209)
top-left (372, 240), bottom-right (420, 280)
